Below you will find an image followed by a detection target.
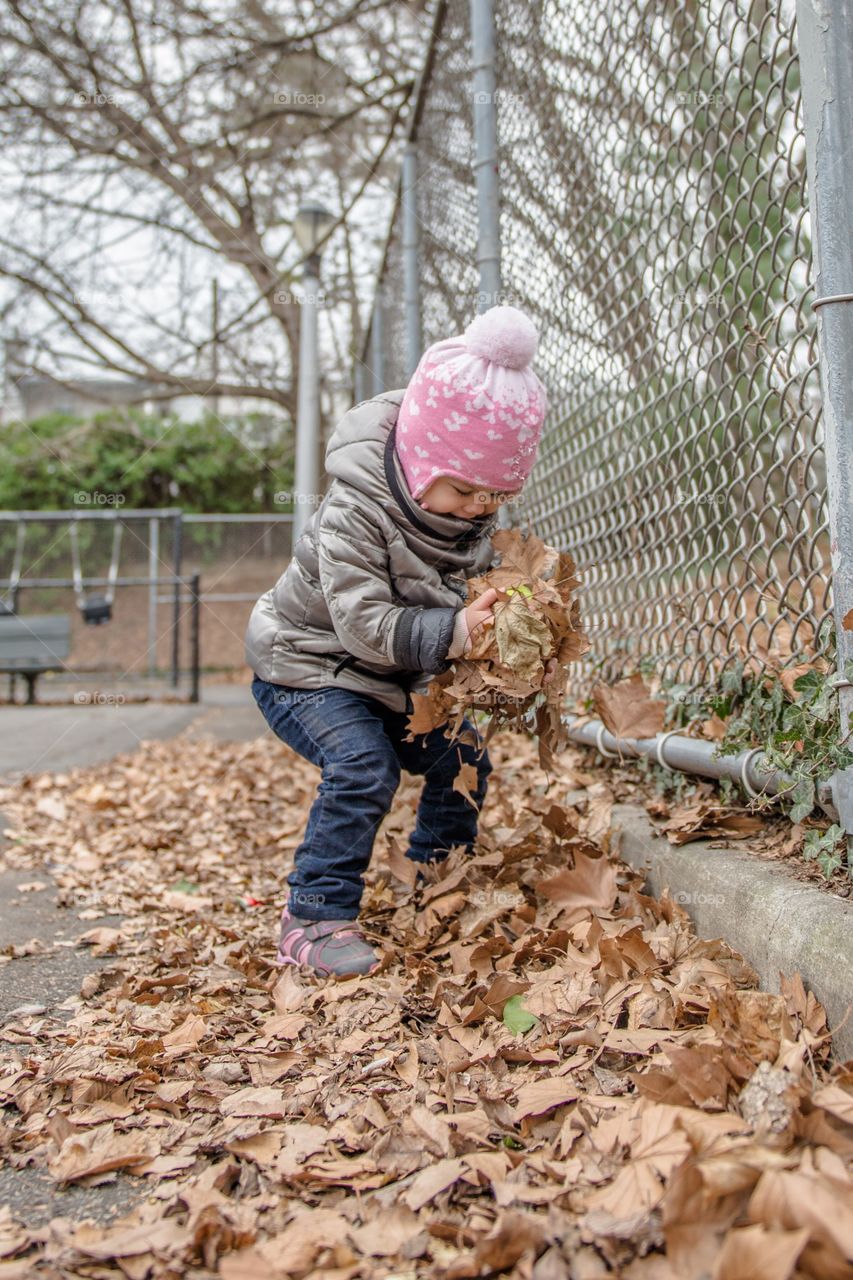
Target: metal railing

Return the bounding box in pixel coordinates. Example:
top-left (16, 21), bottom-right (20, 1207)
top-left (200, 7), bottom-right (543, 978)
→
top-left (0, 510), bottom-right (294, 692)
top-left (0, 569), bottom-right (201, 704)
top-left (355, 0), bottom-right (853, 829)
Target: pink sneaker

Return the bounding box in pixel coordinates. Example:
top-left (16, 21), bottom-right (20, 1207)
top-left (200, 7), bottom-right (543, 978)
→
top-left (275, 908), bottom-right (382, 977)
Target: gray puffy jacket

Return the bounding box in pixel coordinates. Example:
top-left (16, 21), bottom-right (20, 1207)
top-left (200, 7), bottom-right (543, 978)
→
top-left (244, 388), bottom-right (499, 714)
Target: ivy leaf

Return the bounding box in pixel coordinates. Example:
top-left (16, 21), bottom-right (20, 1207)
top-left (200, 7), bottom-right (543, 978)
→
top-left (793, 670), bottom-right (822, 693)
top-left (721, 665), bottom-right (744, 696)
top-left (818, 849), bottom-right (844, 878)
top-left (169, 877), bottom-right (200, 894)
top-left (503, 995), bottom-right (540, 1035)
top-left (810, 686), bottom-right (834, 722)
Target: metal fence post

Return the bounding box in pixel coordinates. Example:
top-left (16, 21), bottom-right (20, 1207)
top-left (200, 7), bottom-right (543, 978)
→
top-left (293, 261), bottom-right (321, 543)
top-left (189, 570), bottom-right (201, 704)
top-left (402, 142), bottom-right (423, 375)
top-left (171, 511), bottom-right (182, 688)
top-left (370, 284), bottom-right (385, 395)
top-left (471, 0), bottom-right (512, 529)
top-left (796, 0), bottom-right (853, 840)
top-left (470, 0), bottom-right (502, 311)
top-left (147, 515), bottom-right (159, 676)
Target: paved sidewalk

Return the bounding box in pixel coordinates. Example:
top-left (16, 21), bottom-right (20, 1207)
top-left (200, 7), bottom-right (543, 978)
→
top-left (0, 682), bottom-right (263, 778)
top-left (0, 680), bottom-right (265, 1226)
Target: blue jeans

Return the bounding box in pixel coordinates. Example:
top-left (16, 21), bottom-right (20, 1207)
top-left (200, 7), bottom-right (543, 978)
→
top-left (251, 674), bottom-right (492, 921)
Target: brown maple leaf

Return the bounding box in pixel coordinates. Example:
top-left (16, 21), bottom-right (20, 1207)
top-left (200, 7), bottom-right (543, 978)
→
top-left (592, 673), bottom-right (666, 741)
top-left (536, 847), bottom-right (619, 914)
top-left (404, 528), bottom-right (587, 769)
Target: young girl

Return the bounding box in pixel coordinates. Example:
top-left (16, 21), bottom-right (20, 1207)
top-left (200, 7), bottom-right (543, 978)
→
top-left (245, 304), bottom-right (549, 978)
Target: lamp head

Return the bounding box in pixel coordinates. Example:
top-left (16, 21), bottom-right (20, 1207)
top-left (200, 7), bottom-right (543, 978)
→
top-left (293, 202), bottom-right (335, 256)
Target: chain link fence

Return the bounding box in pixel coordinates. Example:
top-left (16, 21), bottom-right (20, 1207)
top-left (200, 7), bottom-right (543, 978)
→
top-left (362, 0), bottom-right (481, 395)
top-left (358, 0), bottom-right (830, 698)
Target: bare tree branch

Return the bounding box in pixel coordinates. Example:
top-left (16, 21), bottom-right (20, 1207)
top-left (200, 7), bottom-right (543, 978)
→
top-left (0, 0), bottom-right (426, 416)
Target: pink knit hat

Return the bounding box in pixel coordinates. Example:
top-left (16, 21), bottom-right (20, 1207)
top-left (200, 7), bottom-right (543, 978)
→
top-left (395, 305), bottom-right (548, 499)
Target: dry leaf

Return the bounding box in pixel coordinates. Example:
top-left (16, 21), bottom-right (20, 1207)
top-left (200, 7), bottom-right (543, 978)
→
top-left (661, 801), bottom-right (764, 845)
top-left (48, 1125), bottom-right (159, 1183)
top-left (536, 848), bottom-right (619, 914)
top-left (220, 1087), bottom-right (288, 1119)
top-left (513, 1078), bottom-right (578, 1121)
top-left (593, 673), bottom-right (667, 741)
top-left (404, 528), bottom-right (587, 766)
top-left (0, 723), bottom-right (846, 1277)
top-left (712, 1223), bottom-right (809, 1280)
top-left (452, 761), bottom-right (482, 810)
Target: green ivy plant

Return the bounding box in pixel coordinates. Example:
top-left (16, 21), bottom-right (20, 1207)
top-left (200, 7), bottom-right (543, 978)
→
top-left (592, 620), bottom-right (853, 881)
top-left (653, 619), bottom-right (853, 878)
top-left (803, 824), bottom-right (846, 879)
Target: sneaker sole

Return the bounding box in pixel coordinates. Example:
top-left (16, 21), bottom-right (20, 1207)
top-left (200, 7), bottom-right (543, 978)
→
top-left (273, 949), bottom-right (383, 978)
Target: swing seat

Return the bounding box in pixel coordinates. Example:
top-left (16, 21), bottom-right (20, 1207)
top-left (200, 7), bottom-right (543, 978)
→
top-left (70, 520), bottom-right (122, 627)
top-left (81, 594), bottom-right (112, 625)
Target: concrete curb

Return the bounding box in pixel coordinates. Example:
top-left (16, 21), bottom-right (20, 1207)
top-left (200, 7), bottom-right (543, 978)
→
top-left (610, 802), bottom-right (853, 1062)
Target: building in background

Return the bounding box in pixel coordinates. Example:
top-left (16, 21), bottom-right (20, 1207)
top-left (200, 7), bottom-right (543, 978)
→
top-left (0, 337), bottom-right (297, 425)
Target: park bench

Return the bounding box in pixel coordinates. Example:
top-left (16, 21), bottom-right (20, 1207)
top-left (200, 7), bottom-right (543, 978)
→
top-left (0, 615), bottom-right (71, 705)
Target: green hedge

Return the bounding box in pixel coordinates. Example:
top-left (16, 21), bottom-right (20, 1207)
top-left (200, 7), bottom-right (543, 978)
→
top-left (0, 408), bottom-right (294, 513)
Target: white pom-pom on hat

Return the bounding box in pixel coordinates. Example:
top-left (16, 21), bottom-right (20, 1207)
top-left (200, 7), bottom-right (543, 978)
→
top-left (463, 304), bottom-right (539, 370)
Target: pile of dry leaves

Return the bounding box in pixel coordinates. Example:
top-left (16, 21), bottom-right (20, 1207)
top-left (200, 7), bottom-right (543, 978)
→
top-left (0, 728), bottom-right (852, 1279)
top-left (406, 529), bottom-right (588, 770)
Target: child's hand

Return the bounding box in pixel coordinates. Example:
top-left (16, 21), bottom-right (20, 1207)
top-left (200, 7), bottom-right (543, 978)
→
top-left (462, 587), bottom-right (499, 653)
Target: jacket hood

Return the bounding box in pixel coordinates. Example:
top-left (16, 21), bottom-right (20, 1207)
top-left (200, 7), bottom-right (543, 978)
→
top-left (324, 390), bottom-right (499, 559)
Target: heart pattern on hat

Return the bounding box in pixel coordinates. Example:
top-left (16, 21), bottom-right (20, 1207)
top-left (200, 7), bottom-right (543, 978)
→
top-left (393, 305), bottom-right (548, 500)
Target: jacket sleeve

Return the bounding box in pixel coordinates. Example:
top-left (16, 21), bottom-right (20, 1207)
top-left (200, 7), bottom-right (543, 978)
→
top-left (317, 497), bottom-right (461, 674)
top-left (445, 607), bottom-right (470, 660)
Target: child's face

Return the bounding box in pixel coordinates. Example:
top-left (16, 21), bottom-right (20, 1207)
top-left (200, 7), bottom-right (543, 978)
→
top-left (417, 475), bottom-right (515, 519)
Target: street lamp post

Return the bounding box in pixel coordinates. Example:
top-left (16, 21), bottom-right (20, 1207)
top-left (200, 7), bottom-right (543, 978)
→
top-left (292, 202), bottom-right (335, 543)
